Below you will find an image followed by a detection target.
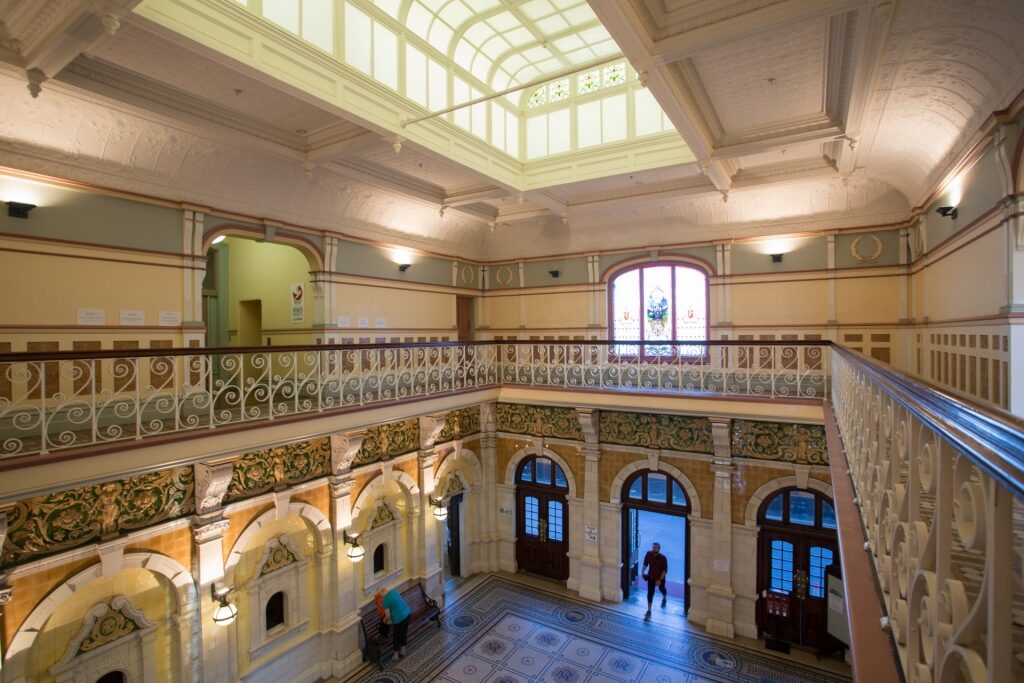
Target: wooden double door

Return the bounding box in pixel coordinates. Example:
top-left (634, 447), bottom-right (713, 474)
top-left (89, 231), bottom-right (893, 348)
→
top-left (515, 486), bottom-right (569, 581)
top-left (758, 528), bottom-right (838, 649)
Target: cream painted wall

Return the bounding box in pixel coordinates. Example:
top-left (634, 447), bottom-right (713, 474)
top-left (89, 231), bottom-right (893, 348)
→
top-left (0, 240), bottom-right (183, 328)
top-left (520, 291), bottom-right (591, 332)
top-left (26, 568), bottom-right (175, 683)
top-left (224, 238), bottom-right (313, 345)
top-left (331, 283), bottom-right (455, 333)
top-left (730, 280), bottom-right (829, 326)
top-left (912, 227), bottom-right (1007, 321)
top-left (835, 276), bottom-right (901, 323)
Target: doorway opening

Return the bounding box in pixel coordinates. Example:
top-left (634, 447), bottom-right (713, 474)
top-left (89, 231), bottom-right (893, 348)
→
top-left (621, 470), bottom-right (690, 611)
top-left (515, 455), bottom-right (569, 582)
top-left (456, 296), bottom-right (473, 341)
top-left (443, 492), bottom-right (464, 591)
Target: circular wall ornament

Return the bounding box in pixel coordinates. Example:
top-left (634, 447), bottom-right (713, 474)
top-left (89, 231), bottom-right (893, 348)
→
top-left (495, 266), bottom-right (513, 286)
top-left (850, 234), bottom-right (883, 263)
top-left (460, 265), bottom-right (474, 284)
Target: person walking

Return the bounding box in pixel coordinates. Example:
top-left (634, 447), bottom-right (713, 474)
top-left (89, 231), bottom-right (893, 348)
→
top-left (376, 586), bottom-right (411, 663)
top-left (642, 541), bottom-right (668, 617)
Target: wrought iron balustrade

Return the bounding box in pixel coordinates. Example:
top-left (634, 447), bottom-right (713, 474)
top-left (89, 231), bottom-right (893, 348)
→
top-left (0, 340), bottom-right (828, 460)
top-left (830, 347), bottom-right (1023, 682)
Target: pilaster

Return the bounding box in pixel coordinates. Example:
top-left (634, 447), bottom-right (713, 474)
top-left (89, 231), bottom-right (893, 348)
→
top-left (479, 403), bottom-right (501, 571)
top-left (575, 409), bottom-right (603, 601)
top-left (705, 418), bottom-right (736, 638)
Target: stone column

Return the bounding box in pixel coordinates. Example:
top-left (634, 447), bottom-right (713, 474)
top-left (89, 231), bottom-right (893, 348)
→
top-left (190, 459), bottom-right (236, 683)
top-left (416, 415), bottom-right (447, 595)
top-left (327, 431), bottom-right (364, 676)
top-left (182, 209), bottom-right (206, 347)
top-left (705, 418), bottom-right (736, 638)
top-left (479, 403), bottom-right (500, 572)
top-left (576, 409), bottom-right (603, 601)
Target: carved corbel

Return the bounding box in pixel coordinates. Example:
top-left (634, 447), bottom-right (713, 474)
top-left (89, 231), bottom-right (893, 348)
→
top-left (419, 414), bottom-right (447, 451)
top-left (710, 417), bottom-right (733, 463)
top-left (575, 408), bottom-right (600, 446)
top-left (330, 431), bottom-right (366, 476)
top-left (194, 460), bottom-right (236, 521)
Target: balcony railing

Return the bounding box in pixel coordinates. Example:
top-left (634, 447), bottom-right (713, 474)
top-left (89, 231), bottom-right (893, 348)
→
top-left (830, 346), bottom-right (1023, 682)
top-left (0, 340), bottom-right (828, 460)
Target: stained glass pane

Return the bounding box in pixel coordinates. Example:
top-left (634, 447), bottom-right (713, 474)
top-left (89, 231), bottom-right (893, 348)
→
top-left (764, 494), bottom-right (784, 521)
top-left (809, 546), bottom-right (833, 598)
top-left (549, 78), bottom-right (569, 103)
top-left (647, 473), bottom-right (667, 503)
top-left (822, 501), bottom-right (837, 529)
top-left (612, 269), bottom-right (640, 354)
top-left (789, 490), bottom-right (815, 526)
top-left (528, 86), bottom-right (547, 108)
top-left (674, 266), bottom-right (707, 357)
top-left (628, 477), bottom-right (642, 499)
top-left (603, 63), bottom-right (625, 87)
top-left (524, 496), bottom-right (539, 536)
top-left (536, 458), bottom-right (552, 485)
top-left (578, 68), bottom-right (600, 94)
top-left (547, 500), bottom-right (564, 541)
top-left (643, 265), bottom-right (672, 355)
top-left (769, 539), bottom-right (794, 593)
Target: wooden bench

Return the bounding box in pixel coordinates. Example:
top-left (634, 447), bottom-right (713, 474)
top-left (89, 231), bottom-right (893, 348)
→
top-left (359, 582), bottom-right (441, 670)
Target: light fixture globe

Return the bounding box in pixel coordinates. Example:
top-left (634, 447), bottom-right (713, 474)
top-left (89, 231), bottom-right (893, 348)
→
top-left (212, 599), bottom-right (238, 626)
top-left (432, 505), bottom-right (448, 521)
top-left (346, 543), bottom-right (366, 562)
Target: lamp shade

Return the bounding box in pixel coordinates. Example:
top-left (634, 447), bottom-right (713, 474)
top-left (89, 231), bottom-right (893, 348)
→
top-left (432, 505), bottom-right (448, 521)
top-left (212, 599), bottom-right (238, 626)
top-left (346, 543), bottom-right (365, 562)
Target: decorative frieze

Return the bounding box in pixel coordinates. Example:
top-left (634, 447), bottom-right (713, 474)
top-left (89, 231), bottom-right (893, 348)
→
top-left (2, 468), bottom-right (194, 567)
top-left (599, 411), bottom-right (714, 454)
top-left (354, 420), bottom-right (420, 466)
top-left (437, 407), bottom-right (482, 443)
top-left (224, 438), bottom-right (331, 502)
top-left (730, 420), bottom-right (827, 465)
top-left (496, 403), bottom-right (584, 440)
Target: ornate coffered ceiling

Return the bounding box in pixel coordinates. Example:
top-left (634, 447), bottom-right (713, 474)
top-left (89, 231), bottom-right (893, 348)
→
top-left (0, 0), bottom-right (1021, 261)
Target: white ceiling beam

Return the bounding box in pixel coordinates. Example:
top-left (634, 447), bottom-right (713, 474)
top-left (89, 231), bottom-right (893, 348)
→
top-left (522, 190), bottom-right (567, 217)
top-left (645, 0), bottom-right (869, 65)
top-left (442, 187), bottom-right (508, 208)
top-left (305, 131), bottom-right (381, 163)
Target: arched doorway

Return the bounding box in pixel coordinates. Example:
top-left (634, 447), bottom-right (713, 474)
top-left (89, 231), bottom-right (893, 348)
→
top-left (756, 488), bottom-right (838, 649)
top-left (515, 455), bottom-right (569, 581)
top-left (620, 469), bottom-right (690, 609)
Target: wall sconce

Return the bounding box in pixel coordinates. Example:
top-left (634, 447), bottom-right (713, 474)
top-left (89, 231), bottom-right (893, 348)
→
top-left (935, 206), bottom-right (958, 220)
top-left (211, 235), bottom-right (226, 245)
top-left (548, 270), bottom-right (560, 278)
top-left (770, 254), bottom-right (784, 263)
top-left (429, 496), bottom-right (448, 521)
top-left (343, 530), bottom-right (365, 562)
top-left (398, 263), bottom-right (411, 272)
top-left (211, 584), bottom-right (237, 626)
top-left (6, 201), bottom-right (35, 219)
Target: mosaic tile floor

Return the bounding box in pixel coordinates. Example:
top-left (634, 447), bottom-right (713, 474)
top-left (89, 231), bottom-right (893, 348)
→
top-left (344, 575), bottom-right (849, 683)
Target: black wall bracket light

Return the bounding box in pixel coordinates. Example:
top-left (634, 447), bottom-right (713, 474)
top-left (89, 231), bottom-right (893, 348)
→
top-left (6, 201), bottom-right (35, 219)
top-left (935, 206), bottom-right (958, 220)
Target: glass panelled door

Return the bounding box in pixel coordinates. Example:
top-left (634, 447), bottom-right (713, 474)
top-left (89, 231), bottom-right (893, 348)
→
top-left (621, 507), bottom-right (640, 598)
top-left (515, 456), bottom-right (570, 581)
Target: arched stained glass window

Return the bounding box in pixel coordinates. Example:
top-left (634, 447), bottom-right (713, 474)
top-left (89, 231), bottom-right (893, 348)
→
top-left (609, 262), bottom-right (708, 356)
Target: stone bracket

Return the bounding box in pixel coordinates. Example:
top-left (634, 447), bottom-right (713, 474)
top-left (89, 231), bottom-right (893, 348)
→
top-left (194, 459), bottom-right (236, 518)
top-left (331, 431), bottom-right (366, 475)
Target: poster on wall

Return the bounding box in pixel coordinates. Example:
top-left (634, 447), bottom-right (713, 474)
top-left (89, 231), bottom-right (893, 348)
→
top-left (290, 283), bottom-right (305, 323)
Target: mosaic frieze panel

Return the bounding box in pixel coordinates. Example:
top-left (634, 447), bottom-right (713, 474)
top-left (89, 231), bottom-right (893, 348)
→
top-left (496, 403), bottom-right (584, 441)
top-left (731, 420), bottom-right (827, 465)
top-left (2, 468), bottom-right (194, 567)
top-left (437, 407), bottom-right (481, 443)
top-left (599, 411), bottom-right (714, 454)
top-left (354, 419), bottom-right (420, 466)
top-left (225, 438), bottom-right (331, 502)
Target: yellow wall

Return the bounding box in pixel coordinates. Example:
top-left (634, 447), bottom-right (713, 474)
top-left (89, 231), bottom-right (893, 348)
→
top-left (835, 275), bottom-right (901, 323)
top-left (332, 282), bottom-right (455, 335)
top-left (730, 279), bottom-right (829, 326)
top-left (224, 238), bottom-right (313, 345)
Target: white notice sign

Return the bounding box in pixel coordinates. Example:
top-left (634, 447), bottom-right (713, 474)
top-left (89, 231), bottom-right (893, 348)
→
top-left (120, 309), bottom-right (145, 326)
top-left (77, 308), bottom-right (106, 325)
top-left (290, 283), bottom-right (305, 323)
top-left (357, 317), bottom-right (370, 328)
top-left (158, 311), bottom-right (181, 326)
top-left (585, 524), bottom-right (598, 542)
top-left (337, 316), bottom-right (351, 328)
top-left (375, 317), bottom-right (387, 328)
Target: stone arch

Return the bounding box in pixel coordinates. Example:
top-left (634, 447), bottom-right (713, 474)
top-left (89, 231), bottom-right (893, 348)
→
top-left (435, 446), bottom-right (482, 489)
top-left (3, 552), bottom-right (196, 681)
top-left (200, 224), bottom-right (325, 272)
top-left (225, 501), bottom-right (332, 576)
top-left (504, 444), bottom-right (578, 498)
top-left (600, 253), bottom-right (715, 283)
top-left (744, 476), bottom-right (833, 527)
top-left (351, 469), bottom-right (420, 521)
top-left (608, 459), bottom-right (703, 518)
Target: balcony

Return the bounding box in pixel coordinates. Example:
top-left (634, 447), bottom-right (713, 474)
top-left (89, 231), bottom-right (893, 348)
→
top-left (0, 339), bottom-right (1020, 681)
